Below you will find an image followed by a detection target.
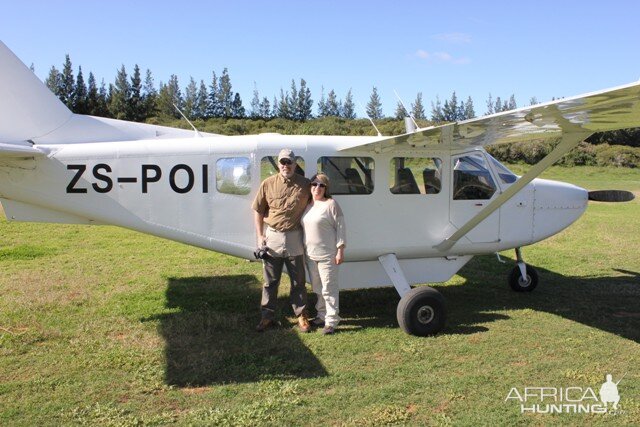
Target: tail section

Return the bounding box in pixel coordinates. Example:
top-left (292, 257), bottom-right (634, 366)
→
top-left (0, 41), bottom-right (73, 143)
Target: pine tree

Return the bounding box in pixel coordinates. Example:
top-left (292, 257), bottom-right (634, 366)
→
top-left (326, 89), bottom-right (340, 117)
top-left (442, 91), bottom-right (459, 122)
top-left (196, 80), bottom-right (209, 119)
top-left (493, 96), bottom-right (503, 113)
top-left (231, 93), bottom-right (245, 118)
top-left (109, 65), bottom-right (130, 119)
top-left (183, 77), bottom-right (198, 118)
top-left (60, 55), bottom-right (75, 108)
top-left (156, 75), bottom-right (182, 118)
top-left (142, 69), bottom-right (157, 118)
top-left (250, 83), bottom-right (260, 119)
top-left (277, 88), bottom-right (290, 119)
top-left (411, 92), bottom-right (426, 120)
top-left (97, 79), bottom-right (110, 117)
top-left (464, 96), bottom-right (475, 119)
top-left (529, 96), bottom-right (538, 106)
top-left (86, 72), bottom-right (99, 115)
top-left (45, 66), bottom-right (63, 98)
top-left (288, 79), bottom-right (299, 120)
top-left (208, 71), bottom-right (221, 118)
top-left (271, 95), bottom-right (278, 118)
top-left (129, 65), bottom-right (144, 121)
top-left (342, 89), bottom-right (356, 119)
top-left (297, 79), bottom-right (313, 121)
top-left (431, 96), bottom-right (444, 122)
top-left (73, 66), bottom-right (88, 114)
top-left (317, 86), bottom-right (328, 117)
top-left (456, 99), bottom-right (466, 121)
top-left (218, 68), bottom-right (233, 118)
top-left (394, 101), bottom-right (407, 119)
top-left (507, 94), bottom-right (517, 111)
top-left (366, 86), bottom-right (383, 119)
top-left (485, 93), bottom-right (494, 115)
top-left (259, 97), bottom-right (271, 119)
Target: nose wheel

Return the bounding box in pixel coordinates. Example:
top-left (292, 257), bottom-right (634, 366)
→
top-left (508, 247), bottom-right (538, 292)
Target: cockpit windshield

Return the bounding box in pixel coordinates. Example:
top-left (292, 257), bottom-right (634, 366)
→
top-left (486, 153), bottom-right (518, 184)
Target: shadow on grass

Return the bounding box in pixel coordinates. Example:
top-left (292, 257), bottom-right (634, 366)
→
top-left (338, 256), bottom-right (640, 342)
top-left (153, 260), bottom-right (639, 385)
top-left (153, 274), bottom-right (327, 386)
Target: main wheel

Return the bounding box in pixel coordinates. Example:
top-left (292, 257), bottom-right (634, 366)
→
top-left (508, 265), bottom-right (538, 292)
top-left (397, 286), bottom-right (446, 336)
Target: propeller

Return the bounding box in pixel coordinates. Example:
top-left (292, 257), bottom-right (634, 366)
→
top-left (588, 190), bottom-right (635, 202)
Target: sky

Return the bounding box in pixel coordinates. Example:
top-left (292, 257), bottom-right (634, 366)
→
top-left (2, 0), bottom-right (640, 117)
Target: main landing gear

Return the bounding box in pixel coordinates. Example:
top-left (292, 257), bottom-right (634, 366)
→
top-left (508, 247), bottom-right (538, 292)
top-left (378, 254), bottom-right (446, 337)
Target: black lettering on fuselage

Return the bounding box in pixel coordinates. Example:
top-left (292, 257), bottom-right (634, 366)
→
top-left (66, 163), bottom-right (211, 194)
top-left (142, 165), bottom-right (162, 193)
top-left (66, 164), bottom-right (88, 193)
top-left (169, 164), bottom-right (195, 194)
top-left (92, 164), bottom-right (113, 193)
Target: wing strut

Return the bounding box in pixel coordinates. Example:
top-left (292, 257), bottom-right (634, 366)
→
top-left (434, 130), bottom-right (591, 252)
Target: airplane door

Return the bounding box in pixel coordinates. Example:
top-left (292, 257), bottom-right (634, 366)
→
top-left (449, 152), bottom-right (500, 243)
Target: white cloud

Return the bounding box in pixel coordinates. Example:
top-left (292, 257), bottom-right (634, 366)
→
top-left (414, 50), bottom-right (470, 65)
top-left (432, 32), bottom-right (472, 44)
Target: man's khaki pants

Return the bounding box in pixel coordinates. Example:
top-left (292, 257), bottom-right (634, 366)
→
top-left (261, 254), bottom-right (307, 320)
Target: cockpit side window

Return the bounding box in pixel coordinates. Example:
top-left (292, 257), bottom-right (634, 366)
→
top-left (261, 156), bottom-right (305, 180)
top-left (452, 153), bottom-right (497, 200)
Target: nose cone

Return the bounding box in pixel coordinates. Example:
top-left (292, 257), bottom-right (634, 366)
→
top-left (532, 178), bottom-right (588, 243)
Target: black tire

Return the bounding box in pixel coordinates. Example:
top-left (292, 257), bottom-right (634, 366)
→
top-left (508, 265), bottom-right (538, 292)
top-left (397, 287), bottom-right (446, 336)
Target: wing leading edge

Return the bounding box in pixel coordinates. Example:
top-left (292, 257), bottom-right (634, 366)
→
top-left (338, 81), bottom-right (640, 153)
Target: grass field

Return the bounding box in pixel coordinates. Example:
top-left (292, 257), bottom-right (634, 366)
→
top-left (1, 165), bottom-right (639, 426)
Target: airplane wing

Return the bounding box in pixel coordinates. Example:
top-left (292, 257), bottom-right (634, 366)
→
top-left (338, 82), bottom-right (640, 251)
top-left (0, 142), bottom-right (45, 158)
top-left (338, 81), bottom-right (640, 152)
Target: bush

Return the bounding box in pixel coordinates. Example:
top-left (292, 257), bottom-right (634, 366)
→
top-left (595, 144), bottom-right (640, 168)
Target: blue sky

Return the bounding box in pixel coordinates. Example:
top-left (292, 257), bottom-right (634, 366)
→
top-left (2, 0), bottom-right (640, 117)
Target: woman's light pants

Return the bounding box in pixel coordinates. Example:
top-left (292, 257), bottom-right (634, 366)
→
top-left (307, 258), bottom-right (340, 328)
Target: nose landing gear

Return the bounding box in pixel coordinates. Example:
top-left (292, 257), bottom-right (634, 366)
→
top-left (508, 247), bottom-right (539, 292)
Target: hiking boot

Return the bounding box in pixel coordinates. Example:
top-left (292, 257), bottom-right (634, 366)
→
top-left (322, 326), bottom-right (335, 335)
top-left (255, 318), bottom-right (273, 332)
top-left (298, 315), bottom-right (311, 333)
top-left (311, 318), bottom-right (325, 327)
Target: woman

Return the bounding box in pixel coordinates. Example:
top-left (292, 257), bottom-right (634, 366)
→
top-left (301, 173), bottom-right (346, 335)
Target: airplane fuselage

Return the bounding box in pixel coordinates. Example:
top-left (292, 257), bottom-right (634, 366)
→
top-left (0, 133), bottom-right (588, 289)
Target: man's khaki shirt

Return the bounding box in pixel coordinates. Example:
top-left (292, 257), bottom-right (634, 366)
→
top-left (252, 173), bottom-right (311, 232)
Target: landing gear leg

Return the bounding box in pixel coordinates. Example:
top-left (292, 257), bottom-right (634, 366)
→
top-left (509, 247), bottom-right (538, 292)
top-left (379, 254), bottom-right (446, 336)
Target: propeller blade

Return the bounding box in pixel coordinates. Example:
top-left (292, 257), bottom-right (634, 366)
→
top-left (588, 190), bottom-right (635, 202)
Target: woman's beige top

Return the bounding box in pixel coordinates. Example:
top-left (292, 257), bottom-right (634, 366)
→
top-left (301, 199), bottom-right (346, 261)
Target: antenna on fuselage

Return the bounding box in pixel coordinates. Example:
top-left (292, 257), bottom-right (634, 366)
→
top-left (358, 102), bottom-right (382, 137)
top-left (172, 103), bottom-right (202, 138)
top-left (393, 90), bottom-right (419, 133)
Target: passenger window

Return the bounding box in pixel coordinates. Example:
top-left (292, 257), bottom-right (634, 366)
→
top-left (216, 157), bottom-right (251, 195)
top-left (452, 153), bottom-right (497, 200)
top-left (389, 157), bottom-right (442, 195)
top-left (317, 156), bottom-right (374, 195)
top-left (260, 156), bottom-right (305, 180)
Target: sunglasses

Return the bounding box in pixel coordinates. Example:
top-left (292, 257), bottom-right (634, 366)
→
top-left (311, 182), bottom-right (326, 188)
top-left (279, 159), bottom-right (293, 166)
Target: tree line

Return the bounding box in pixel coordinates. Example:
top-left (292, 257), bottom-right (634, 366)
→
top-left (38, 54), bottom-right (640, 147)
top-left (42, 54), bottom-right (526, 124)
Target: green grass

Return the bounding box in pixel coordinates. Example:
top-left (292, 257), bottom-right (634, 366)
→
top-left (1, 165), bottom-right (639, 426)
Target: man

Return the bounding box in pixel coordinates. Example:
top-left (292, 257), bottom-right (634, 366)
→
top-left (253, 148), bottom-right (311, 332)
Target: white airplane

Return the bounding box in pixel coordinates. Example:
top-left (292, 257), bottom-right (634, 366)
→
top-left (0, 41), bottom-right (637, 336)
